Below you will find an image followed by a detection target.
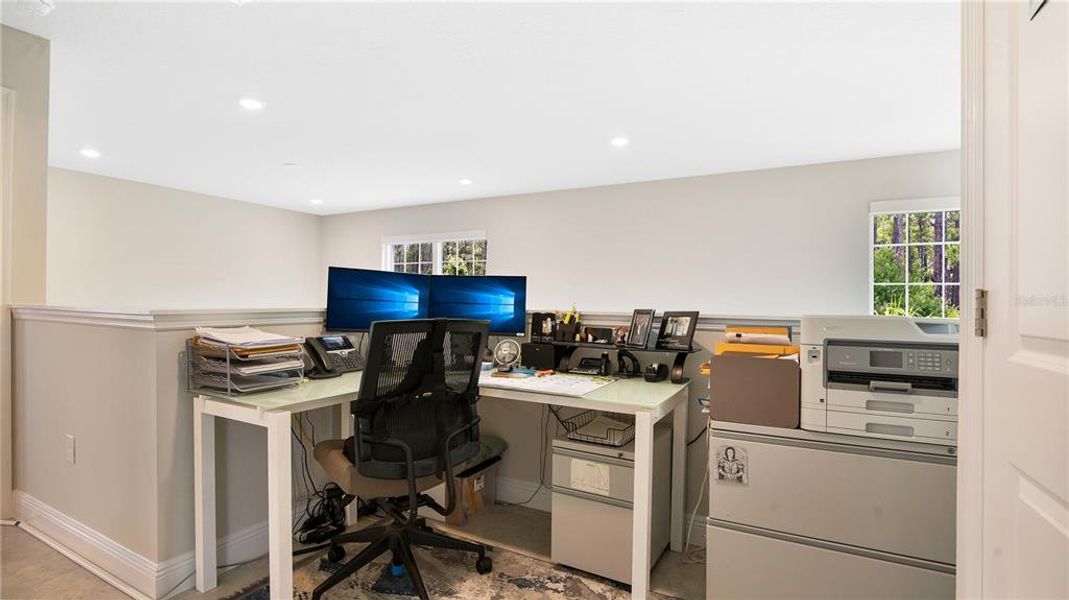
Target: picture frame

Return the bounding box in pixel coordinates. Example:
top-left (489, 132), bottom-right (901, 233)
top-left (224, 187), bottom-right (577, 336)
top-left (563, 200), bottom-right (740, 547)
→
top-left (626, 309), bottom-right (656, 348)
top-left (655, 311), bottom-right (699, 351)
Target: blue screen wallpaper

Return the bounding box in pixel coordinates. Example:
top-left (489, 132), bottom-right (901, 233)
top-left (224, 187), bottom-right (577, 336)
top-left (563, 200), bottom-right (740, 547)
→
top-left (325, 268), bottom-right (527, 334)
top-left (325, 267), bottom-right (431, 331)
top-left (430, 275), bottom-right (527, 335)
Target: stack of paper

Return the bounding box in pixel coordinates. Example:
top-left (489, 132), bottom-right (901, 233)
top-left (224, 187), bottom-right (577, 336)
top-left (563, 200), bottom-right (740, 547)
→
top-left (194, 326), bottom-right (302, 349)
top-left (195, 354), bottom-right (305, 376)
top-left (188, 326), bottom-right (305, 394)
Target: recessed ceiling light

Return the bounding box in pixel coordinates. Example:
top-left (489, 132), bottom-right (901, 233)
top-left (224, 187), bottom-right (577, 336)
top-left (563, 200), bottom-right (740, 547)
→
top-left (282, 162), bottom-right (300, 167)
top-left (310, 198), bottom-right (324, 205)
top-left (79, 147), bottom-right (101, 158)
top-left (458, 178), bottom-right (473, 185)
top-left (610, 136), bottom-right (630, 148)
top-left (238, 97), bottom-right (266, 111)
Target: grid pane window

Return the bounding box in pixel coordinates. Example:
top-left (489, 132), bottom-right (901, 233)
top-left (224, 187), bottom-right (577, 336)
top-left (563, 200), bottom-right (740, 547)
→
top-left (442, 239), bottom-right (488, 276)
top-left (391, 242), bottom-right (434, 274)
top-left (872, 210), bottom-right (960, 318)
top-left (386, 237), bottom-right (488, 276)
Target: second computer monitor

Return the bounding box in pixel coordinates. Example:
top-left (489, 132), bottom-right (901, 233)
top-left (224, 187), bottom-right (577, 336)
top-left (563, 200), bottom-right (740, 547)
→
top-left (429, 275), bottom-right (526, 336)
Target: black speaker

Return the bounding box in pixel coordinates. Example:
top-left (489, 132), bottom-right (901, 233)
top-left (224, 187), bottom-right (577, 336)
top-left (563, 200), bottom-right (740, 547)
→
top-left (522, 342), bottom-right (562, 370)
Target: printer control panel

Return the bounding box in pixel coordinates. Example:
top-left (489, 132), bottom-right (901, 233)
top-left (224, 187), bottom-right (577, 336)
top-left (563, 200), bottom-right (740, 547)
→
top-left (908, 350), bottom-right (953, 373)
top-left (826, 342), bottom-right (959, 379)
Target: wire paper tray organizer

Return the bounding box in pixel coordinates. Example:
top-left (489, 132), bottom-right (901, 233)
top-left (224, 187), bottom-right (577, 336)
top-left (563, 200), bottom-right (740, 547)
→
top-left (560, 410), bottom-right (636, 447)
top-left (184, 338), bottom-right (306, 396)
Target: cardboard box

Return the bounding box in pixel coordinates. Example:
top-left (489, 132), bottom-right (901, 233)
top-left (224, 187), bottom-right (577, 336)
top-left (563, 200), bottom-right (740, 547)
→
top-left (445, 456), bottom-right (501, 526)
top-left (708, 354), bottom-right (800, 429)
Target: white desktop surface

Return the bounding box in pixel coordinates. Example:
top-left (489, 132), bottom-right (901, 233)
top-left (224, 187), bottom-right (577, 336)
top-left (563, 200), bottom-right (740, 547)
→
top-left (194, 371), bottom-right (689, 600)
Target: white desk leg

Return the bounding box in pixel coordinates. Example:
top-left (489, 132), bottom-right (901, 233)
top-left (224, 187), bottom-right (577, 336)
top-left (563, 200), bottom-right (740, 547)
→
top-left (338, 401), bottom-right (357, 525)
top-left (670, 394), bottom-right (688, 552)
top-left (266, 411), bottom-right (294, 600)
top-left (194, 396), bottom-right (217, 592)
top-left (631, 411), bottom-right (654, 599)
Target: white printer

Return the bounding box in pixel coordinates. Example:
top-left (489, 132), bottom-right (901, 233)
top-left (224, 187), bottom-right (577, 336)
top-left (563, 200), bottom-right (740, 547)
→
top-left (800, 315), bottom-right (959, 446)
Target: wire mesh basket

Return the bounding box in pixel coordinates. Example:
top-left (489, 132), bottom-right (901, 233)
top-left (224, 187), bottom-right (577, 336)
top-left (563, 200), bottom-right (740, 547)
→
top-left (560, 410), bottom-right (636, 447)
top-left (185, 338), bottom-right (306, 396)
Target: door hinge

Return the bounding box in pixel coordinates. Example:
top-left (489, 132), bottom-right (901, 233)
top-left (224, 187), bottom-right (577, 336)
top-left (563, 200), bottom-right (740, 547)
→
top-left (974, 288), bottom-right (988, 337)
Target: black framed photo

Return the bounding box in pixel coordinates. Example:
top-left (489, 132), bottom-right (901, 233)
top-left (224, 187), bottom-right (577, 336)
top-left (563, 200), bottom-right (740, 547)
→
top-left (655, 311), bottom-right (698, 351)
top-left (626, 309), bottom-right (655, 348)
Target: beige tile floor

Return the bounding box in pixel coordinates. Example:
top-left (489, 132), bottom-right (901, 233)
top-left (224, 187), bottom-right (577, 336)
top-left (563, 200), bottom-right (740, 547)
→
top-left (2, 509), bottom-right (706, 600)
top-left (1, 526), bottom-right (129, 600)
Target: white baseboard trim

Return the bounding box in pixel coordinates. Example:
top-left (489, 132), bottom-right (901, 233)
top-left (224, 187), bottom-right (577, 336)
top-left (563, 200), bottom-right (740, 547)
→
top-left (154, 513), bottom-right (277, 599)
top-left (495, 475), bottom-right (552, 513)
top-left (14, 491), bottom-right (153, 600)
top-left (14, 490), bottom-right (306, 600)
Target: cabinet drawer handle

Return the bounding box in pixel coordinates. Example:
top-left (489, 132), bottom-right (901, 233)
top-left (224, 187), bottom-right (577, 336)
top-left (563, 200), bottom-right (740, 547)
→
top-left (865, 422), bottom-right (915, 438)
top-left (865, 400), bottom-right (915, 414)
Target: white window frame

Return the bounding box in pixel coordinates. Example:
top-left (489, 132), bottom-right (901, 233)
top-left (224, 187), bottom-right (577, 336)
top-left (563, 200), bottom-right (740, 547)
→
top-left (381, 230), bottom-right (488, 275)
top-left (869, 197), bottom-right (961, 318)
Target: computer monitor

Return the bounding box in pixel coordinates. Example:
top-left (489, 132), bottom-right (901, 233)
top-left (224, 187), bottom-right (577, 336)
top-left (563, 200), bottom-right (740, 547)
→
top-left (325, 267), bottom-right (431, 331)
top-left (429, 275), bottom-right (527, 336)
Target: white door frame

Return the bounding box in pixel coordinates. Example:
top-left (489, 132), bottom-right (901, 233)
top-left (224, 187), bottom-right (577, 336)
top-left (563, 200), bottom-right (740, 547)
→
top-left (957, 2), bottom-right (985, 598)
top-left (957, 0), bottom-right (993, 596)
top-left (0, 86), bottom-right (14, 521)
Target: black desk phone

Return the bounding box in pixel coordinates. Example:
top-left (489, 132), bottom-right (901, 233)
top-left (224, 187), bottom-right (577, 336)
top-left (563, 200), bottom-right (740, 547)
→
top-left (303, 335), bottom-right (366, 379)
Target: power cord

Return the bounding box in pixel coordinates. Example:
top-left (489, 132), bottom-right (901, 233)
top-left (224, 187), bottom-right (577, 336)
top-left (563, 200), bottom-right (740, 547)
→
top-left (501, 405), bottom-right (553, 506)
top-left (683, 444), bottom-right (710, 564)
top-left (291, 417), bottom-right (354, 544)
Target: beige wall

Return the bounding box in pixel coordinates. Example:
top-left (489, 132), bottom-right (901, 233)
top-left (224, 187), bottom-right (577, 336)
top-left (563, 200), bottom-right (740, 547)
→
top-left (13, 319), bottom-right (159, 556)
top-left (1, 25), bottom-right (50, 521)
top-left (46, 168), bottom-right (325, 310)
top-left (323, 150), bottom-right (961, 315)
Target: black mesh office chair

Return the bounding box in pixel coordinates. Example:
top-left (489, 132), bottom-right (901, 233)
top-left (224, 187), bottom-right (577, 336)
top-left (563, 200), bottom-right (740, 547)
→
top-left (311, 319), bottom-right (492, 600)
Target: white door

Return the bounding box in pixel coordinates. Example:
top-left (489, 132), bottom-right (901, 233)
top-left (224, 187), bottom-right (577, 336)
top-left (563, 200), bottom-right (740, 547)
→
top-left (979, 1), bottom-right (1069, 598)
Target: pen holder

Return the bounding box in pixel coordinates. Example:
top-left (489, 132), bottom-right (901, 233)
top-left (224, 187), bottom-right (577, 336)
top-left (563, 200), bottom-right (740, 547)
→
top-left (557, 322), bottom-right (579, 342)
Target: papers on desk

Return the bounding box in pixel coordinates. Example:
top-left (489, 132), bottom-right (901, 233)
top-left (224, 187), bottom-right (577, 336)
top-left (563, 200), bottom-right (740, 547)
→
top-left (194, 326), bottom-right (302, 349)
top-left (188, 326), bottom-right (306, 395)
top-left (478, 371), bottom-right (613, 397)
top-left (195, 354), bottom-right (305, 376)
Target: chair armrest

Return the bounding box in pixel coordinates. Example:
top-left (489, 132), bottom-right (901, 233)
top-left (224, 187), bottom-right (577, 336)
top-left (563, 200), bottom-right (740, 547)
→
top-left (427, 416), bottom-right (481, 517)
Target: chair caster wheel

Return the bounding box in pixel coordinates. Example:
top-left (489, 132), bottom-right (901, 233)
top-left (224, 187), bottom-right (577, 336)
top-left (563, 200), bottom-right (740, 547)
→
top-left (475, 556), bottom-right (492, 575)
top-left (326, 544), bottom-right (346, 563)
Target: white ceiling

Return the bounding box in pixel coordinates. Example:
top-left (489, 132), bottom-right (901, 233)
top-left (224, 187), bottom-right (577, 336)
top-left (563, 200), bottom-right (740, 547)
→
top-left (2, 1), bottom-right (960, 215)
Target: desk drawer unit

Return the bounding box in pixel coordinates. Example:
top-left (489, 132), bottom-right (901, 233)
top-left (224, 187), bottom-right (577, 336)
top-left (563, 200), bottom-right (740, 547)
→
top-left (550, 424), bottom-right (671, 584)
top-left (708, 430), bottom-right (956, 565)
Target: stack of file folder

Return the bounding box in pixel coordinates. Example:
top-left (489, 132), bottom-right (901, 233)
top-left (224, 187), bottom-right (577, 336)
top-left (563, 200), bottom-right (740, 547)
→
top-left (188, 326), bottom-right (306, 394)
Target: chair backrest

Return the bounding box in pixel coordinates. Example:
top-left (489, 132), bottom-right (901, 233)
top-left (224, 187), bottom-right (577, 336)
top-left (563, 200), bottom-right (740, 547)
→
top-left (352, 318), bottom-right (488, 480)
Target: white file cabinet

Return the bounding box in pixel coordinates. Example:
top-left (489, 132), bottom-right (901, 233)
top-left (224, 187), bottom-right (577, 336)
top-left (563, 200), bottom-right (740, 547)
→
top-left (551, 424), bottom-right (671, 584)
top-left (707, 423), bottom-right (956, 599)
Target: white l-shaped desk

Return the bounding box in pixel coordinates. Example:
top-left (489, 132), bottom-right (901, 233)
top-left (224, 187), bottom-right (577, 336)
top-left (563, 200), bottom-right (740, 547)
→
top-left (193, 372), bottom-right (689, 599)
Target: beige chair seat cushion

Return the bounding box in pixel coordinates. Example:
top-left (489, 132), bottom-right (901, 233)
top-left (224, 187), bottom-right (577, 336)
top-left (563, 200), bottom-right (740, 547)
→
top-left (314, 439), bottom-right (454, 498)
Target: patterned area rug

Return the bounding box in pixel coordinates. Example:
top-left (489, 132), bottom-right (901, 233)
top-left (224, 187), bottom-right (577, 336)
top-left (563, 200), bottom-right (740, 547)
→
top-left (224, 540), bottom-right (672, 600)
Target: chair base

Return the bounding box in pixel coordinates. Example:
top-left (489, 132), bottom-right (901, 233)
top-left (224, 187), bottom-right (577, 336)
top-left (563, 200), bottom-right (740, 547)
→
top-left (311, 513), bottom-right (491, 600)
